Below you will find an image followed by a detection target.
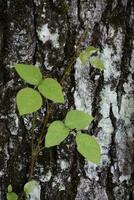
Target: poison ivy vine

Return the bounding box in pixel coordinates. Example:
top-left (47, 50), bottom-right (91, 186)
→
top-left (7, 32), bottom-right (104, 199)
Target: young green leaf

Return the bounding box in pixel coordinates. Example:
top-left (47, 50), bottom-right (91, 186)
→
top-left (90, 57), bottom-right (105, 70)
top-left (7, 192), bottom-right (18, 200)
top-left (79, 52), bottom-right (88, 65)
top-left (16, 87), bottom-right (42, 115)
top-left (79, 46), bottom-right (98, 65)
top-left (38, 78), bottom-right (64, 103)
top-left (65, 110), bottom-right (93, 130)
top-left (45, 121), bottom-right (70, 147)
top-left (76, 134), bottom-right (101, 165)
top-left (85, 46), bottom-right (98, 56)
top-left (24, 180), bottom-right (38, 193)
top-left (8, 185), bottom-right (12, 193)
top-left (14, 64), bottom-right (42, 85)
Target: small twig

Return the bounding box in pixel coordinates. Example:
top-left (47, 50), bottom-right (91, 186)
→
top-left (28, 113), bottom-right (37, 181)
top-left (31, 113), bottom-right (36, 153)
top-left (28, 154), bottom-right (37, 181)
top-left (18, 191), bottom-right (24, 200)
top-left (60, 28), bottom-right (89, 84)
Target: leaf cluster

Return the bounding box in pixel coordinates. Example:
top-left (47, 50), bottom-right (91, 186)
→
top-left (45, 110), bottom-right (100, 165)
top-left (15, 64), bottom-right (64, 115)
top-left (14, 57), bottom-right (102, 165)
top-left (79, 45), bottom-right (105, 70)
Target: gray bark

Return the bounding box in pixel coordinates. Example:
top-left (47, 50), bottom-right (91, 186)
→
top-left (0, 0), bottom-right (133, 200)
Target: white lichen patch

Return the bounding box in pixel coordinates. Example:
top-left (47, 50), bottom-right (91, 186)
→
top-left (58, 185), bottom-right (65, 191)
top-left (119, 174), bottom-right (131, 183)
top-left (74, 58), bottom-right (92, 115)
top-left (26, 181), bottom-right (41, 200)
top-left (75, 178), bottom-right (108, 200)
top-left (97, 85), bottom-right (119, 165)
top-left (6, 79), bottom-right (14, 88)
top-left (115, 41), bottom-right (133, 179)
top-left (43, 52), bottom-right (53, 71)
top-left (33, 0), bottom-right (41, 6)
top-left (83, 0), bottom-right (107, 28)
top-left (18, 163), bottom-right (23, 171)
top-left (41, 6), bottom-right (46, 19)
top-left (0, 170), bottom-right (4, 177)
top-left (101, 26), bottom-right (124, 81)
top-left (114, 53), bottom-right (134, 180)
top-left (52, 175), bottom-right (65, 191)
top-left (58, 159), bottom-right (70, 170)
top-left (1, 144), bottom-right (10, 171)
top-left (23, 117), bottom-right (32, 130)
top-left (84, 162), bottom-right (99, 181)
top-left (102, 45), bottom-right (120, 81)
top-left (9, 139), bottom-right (14, 149)
top-left (100, 85), bottom-right (119, 119)
top-left (37, 24), bottom-right (60, 48)
top-left (120, 93), bottom-right (134, 125)
top-left (40, 170), bottom-right (52, 183)
top-left (68, 1), bottom-right (78, 26)
top-left (8, 99), bottom-right (19, 135)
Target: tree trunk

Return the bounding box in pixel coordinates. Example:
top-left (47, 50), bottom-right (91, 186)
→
top-left (0, 0), bottom-right (133, 199)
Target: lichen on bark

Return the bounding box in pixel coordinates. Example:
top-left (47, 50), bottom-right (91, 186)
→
top-left (0, 0), bottom-right (133, 200)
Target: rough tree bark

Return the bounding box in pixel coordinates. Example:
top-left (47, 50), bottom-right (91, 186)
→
top-left (0, 0), bottom-right (133, 200)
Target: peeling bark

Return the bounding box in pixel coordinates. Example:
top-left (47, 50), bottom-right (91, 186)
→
top-left (0, 0), bottom-right (133, 200)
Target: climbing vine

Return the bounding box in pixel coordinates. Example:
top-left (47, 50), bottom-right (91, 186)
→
top-left (7, 32), bottom-right (104, 200)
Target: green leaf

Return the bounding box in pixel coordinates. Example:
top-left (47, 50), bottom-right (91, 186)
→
top-left (79, 52), bottom-right (88, 65)
top-left (45, 121), bottom-right (70, 147)
top-left (7, 192), bottom-right (18, 200)
top-left (65, 110), bottom-right (93, 130)
top-left (8, 185), bottom-right (12, 193)
top-left (14, 64), bottom-right (42, 85)
top-left (16, 87), bottom-right (42, 115)
top-left (24, 180), bottom-right (38, 193)
top-left (79, 46), bottom-right (98, 65)
top-left (38, 78), bottom-right (64, 103)
top-left (76, 134), bottom-right (101, 165)
top-left (85, 46), bottom-right (98, 56)
top-left (90, 57), bottom-right (105, 70)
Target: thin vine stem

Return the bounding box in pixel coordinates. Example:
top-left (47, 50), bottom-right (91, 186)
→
top-left (31, 113), bottom-right (36, 153)
top-left (18, 192), bottom-right (24, 200)
top-left (60, 28), bottom-right (89, 85)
